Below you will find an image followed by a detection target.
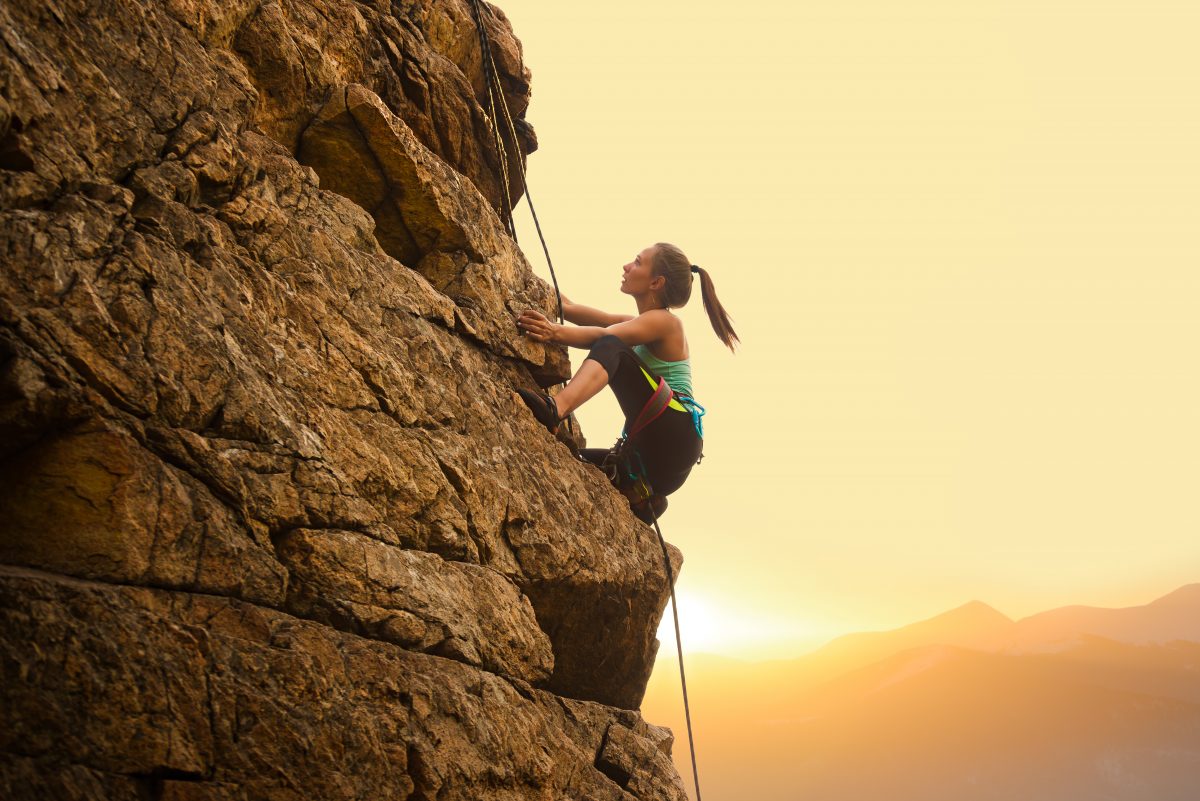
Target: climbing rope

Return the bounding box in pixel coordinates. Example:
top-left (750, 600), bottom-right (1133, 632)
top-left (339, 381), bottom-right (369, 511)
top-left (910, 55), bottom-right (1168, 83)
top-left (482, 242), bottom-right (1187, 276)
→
top-left (467, 0), bottom-right (564, 325)
top-left (648, 500), bottom-right (705, 801)
top-left (467, 0), bottom-right (515, 237)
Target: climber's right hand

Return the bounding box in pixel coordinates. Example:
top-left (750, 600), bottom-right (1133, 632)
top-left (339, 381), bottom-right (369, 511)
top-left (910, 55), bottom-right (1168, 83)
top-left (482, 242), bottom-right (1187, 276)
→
top-left (517, 309), bottom-right (560, 343)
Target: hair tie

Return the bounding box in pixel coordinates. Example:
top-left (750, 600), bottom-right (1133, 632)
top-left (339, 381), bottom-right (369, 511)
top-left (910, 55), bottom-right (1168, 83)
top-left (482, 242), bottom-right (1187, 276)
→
top-left (690, 265), bottom-right (700, 274)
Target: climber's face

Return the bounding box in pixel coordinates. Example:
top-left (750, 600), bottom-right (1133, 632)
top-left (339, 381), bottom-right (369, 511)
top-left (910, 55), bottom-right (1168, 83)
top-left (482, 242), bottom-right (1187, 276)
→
top-left (620, 246), bottom-right (666, 297)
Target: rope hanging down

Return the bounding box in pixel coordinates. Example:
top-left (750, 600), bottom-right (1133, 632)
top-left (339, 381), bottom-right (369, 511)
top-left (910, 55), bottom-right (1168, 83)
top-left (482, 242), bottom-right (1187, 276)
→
top-left (649, 505), bottom-right (705, 801)
top-left (468, 0), bottom-right (563, 325)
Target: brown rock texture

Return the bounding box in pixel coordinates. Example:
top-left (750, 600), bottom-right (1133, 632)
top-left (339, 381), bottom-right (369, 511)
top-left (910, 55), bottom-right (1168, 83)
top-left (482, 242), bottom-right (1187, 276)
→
top-left (0, 1), bottom-right (688, 798)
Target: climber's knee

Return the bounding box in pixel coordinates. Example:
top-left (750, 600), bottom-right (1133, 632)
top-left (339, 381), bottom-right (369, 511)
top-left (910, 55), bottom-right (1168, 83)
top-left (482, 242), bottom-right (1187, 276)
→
top-left (584, 335), bottom-right (627, 377)
top-left (590, 334), bottom-right (625, 357)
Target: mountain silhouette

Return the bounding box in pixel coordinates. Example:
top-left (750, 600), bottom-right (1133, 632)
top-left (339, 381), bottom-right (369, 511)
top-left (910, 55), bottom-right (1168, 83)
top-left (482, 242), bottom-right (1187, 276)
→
top-left (989, 583), bottom-right (1200, 652)
top-left (643, 583), bottom-right (1200, 801)
top-left (800, 599), bottom-right (1014, 679)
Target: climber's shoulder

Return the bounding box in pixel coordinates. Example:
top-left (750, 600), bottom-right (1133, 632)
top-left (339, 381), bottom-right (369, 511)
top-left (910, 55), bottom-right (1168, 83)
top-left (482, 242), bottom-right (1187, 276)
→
top-left (639, 308), bottom-right (683, 336)
top-left (603, 309), bottom-right (677, 346)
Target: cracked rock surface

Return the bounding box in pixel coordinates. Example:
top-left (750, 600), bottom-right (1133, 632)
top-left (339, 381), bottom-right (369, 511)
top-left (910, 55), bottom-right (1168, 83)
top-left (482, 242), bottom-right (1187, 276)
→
top-left (0, 0), bottom-right (688, 798)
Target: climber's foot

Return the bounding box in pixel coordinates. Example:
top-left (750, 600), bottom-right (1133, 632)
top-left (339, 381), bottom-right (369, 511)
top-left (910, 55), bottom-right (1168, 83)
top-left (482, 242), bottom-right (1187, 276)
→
top-left (632, 494), bottom-right (668, 525)
top-left (517, 388), bottom-right (561, 434)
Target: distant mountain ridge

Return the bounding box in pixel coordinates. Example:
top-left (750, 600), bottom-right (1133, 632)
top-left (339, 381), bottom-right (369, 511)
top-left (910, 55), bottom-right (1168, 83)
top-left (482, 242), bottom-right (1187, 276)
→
top-left (989, 582), bottom-right (1200, 652)
top-left (808, 599), bottom-right (1013, 667)
top-left (805, 583), bottom-right (1200, 673)
top-left (642, 582), bottom-right (1200, 801)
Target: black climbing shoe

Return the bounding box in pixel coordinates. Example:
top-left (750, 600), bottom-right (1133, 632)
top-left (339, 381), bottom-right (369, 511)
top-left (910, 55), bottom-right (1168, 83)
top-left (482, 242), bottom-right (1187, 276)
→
top-left (631, 494), bottom-right (668, 525)
top-left (517, 388), bottom-right (561, 434)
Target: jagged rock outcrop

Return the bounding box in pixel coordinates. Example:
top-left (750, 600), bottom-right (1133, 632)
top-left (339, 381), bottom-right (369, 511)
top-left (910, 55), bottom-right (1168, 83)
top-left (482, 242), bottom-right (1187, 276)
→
top-left (0, 1), bottom-right (688, 798)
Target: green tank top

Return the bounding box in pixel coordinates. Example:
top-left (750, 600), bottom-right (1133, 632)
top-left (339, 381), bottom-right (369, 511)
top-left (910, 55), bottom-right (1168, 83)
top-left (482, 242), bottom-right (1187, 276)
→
top-left (633, 344), bottom-right (694, 400)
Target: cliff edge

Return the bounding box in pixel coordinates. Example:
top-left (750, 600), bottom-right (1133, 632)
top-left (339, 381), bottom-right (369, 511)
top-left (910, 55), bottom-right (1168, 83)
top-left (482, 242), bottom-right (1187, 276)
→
top-left (0, 1), bottom-right (688, 798)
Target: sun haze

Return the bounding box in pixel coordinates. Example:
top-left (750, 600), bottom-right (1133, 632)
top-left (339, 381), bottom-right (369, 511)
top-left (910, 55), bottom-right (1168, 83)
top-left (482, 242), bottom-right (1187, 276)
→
top-left (499, 0), bottom-right (1200, 656)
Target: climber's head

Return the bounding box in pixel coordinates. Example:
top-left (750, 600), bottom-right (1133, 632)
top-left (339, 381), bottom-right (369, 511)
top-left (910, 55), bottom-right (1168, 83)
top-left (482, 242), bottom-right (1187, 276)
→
top-left (620, 243), bottom-right (693, 306)
top-left (646, 243), bottom-right (695, 309)
top-left (619, 246), bottom-right (665, 299)
top-left (621, 242), bottom-right (740, 352)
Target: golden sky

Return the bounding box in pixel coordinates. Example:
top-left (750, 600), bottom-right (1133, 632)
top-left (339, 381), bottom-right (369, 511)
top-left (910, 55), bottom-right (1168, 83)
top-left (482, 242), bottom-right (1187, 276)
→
top-left (499, 0), bottom-right (1200, 658)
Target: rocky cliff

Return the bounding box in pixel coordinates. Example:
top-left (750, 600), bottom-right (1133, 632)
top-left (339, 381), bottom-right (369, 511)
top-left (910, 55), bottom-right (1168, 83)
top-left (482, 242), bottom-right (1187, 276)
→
top-left (0, 1), bottom-right (688, 798)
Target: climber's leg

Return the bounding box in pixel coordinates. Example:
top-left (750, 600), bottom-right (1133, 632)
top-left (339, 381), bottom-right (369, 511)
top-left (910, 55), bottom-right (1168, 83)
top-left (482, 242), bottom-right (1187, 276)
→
top-left (579, 448), bottom-right (610, 468)
top-left (552, 359), bottom-right (608, 418)
top-left (554, 334), bottom-right (662, 419)
top-left (516, 335), bottom-right (637, 430)
top-left (577, 335), bottom-right (660, 421)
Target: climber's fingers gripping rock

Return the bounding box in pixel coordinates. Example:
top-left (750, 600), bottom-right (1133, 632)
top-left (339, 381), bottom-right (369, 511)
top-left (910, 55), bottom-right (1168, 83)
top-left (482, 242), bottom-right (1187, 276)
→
top-left (517, 309), bottom-right (559, 343)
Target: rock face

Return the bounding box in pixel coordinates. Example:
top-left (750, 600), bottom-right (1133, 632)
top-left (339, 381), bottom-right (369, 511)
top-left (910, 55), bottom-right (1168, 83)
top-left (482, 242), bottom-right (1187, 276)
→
top-left (0, 1), bottom-right (688, 798)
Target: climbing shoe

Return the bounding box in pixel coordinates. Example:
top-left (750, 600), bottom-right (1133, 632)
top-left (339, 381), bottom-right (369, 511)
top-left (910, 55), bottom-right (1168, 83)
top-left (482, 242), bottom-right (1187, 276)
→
top-left (517, 388), bottom-right (561, 434)
top-left (630, 494), bottom-right (668, 525)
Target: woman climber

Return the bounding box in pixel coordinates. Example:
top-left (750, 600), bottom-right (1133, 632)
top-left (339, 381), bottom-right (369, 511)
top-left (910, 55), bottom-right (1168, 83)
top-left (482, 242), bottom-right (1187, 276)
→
top-left (515, 242), bottom-right (738, 522)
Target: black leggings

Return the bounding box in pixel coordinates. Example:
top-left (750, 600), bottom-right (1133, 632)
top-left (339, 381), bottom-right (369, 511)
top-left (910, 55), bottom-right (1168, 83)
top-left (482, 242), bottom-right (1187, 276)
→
top-left (579, 335), bottom-right (703, 497)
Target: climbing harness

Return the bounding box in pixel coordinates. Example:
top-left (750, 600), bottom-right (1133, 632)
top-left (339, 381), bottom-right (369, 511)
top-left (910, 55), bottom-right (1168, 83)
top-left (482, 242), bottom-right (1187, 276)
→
top-left (598, 438), bottom-right (657, 521)
top-left (598, 376), bottom-right (706, 799)
top-left (467, 0), bottom-right (563, 325)
top-left (597, 370), bottom-right (704, 522)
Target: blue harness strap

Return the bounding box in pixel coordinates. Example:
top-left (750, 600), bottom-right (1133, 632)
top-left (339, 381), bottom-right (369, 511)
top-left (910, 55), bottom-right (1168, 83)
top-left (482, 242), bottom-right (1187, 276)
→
top-left (674, 395), bottom-right (706, 439)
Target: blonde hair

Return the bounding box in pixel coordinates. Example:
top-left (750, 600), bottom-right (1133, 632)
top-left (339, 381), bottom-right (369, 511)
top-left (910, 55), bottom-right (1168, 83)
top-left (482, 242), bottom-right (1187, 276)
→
top-left (652, 242), bottom-right (740, 351)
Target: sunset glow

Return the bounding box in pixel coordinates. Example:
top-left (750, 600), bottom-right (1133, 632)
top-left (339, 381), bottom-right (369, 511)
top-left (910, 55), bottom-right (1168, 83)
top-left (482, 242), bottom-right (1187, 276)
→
top-left (500, 0), bottom-right (1200, 658)
top-left (656, 587), bottom-right (834, 658)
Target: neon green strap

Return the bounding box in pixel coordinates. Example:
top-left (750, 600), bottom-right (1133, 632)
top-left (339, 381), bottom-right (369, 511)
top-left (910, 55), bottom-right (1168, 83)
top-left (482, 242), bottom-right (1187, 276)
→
top-left (640, 367), bottom-right (687, 411)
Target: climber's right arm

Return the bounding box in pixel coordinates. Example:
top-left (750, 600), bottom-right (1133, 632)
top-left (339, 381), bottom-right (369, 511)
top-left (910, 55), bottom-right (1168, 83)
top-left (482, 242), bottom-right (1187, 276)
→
top-left (561, 294), bottom-right (634, 326)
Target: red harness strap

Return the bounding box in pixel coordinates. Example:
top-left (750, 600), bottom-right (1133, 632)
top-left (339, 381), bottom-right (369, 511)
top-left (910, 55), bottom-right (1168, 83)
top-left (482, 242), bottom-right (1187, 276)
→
top-left (626, 375), bottom-right (674, 438)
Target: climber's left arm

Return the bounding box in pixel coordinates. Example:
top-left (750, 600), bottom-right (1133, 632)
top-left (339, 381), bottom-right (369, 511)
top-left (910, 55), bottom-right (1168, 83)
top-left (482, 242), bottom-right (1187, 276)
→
top-left (518, 309), bottom-right (671, 349)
